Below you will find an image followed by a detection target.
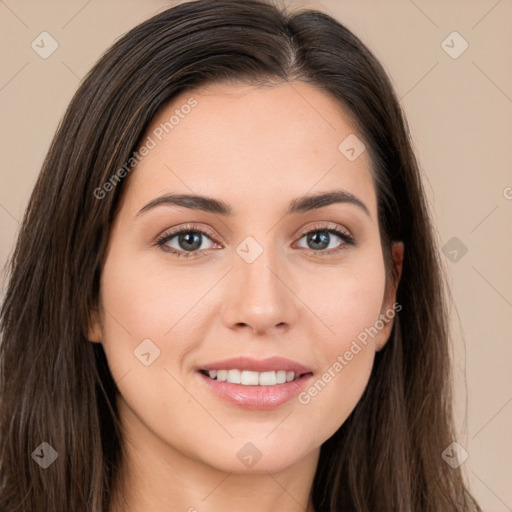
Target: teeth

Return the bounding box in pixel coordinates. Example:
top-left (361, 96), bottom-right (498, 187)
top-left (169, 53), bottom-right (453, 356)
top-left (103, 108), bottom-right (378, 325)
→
top-left (206, 369), bottom-right (299, 385)
top-left (227, 369), bottom-right (241, 384)
top-left (276, 370), bottom-right (287, 384)
top-left (258, 371), bottom-right (276, 385)
top-left (241, 371), bottom-right (259, 385)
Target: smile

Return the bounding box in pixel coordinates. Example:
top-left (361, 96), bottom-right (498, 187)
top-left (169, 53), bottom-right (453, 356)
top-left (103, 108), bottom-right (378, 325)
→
top-left (197, 356), bottom-right (314, 409)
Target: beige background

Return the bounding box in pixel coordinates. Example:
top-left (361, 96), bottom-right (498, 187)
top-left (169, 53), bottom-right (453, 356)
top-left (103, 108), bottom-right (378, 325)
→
top-left (1, 0), bottom-right (511, 509)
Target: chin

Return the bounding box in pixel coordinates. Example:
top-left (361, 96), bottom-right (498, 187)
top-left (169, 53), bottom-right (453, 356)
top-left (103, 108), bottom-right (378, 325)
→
top-left (197, 438), bottom-right (316, 475)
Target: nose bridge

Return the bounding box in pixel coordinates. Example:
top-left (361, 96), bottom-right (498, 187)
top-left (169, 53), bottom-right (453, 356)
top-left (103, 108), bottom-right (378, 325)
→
top-left (223, 234), bottom-right (296, 332)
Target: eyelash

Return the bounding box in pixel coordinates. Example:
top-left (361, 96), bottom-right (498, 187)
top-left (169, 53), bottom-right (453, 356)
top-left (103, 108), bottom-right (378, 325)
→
top-left (155, 223), bottom-right (355, 259)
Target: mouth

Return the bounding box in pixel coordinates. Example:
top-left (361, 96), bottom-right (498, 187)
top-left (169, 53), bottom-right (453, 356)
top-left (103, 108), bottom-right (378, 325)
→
top-left (196, 356), bottom-right (314, 410)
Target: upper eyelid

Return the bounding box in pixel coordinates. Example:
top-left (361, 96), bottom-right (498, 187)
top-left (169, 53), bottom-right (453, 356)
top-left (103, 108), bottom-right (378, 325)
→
top-left (158, 224), bottom-right (218, 242)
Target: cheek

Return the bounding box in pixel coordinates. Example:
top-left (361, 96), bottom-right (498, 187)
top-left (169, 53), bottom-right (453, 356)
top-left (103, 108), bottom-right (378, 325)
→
top-left (304, 247), bottom-right (387, 349)
top-left (96, 245), bottom-right (181, 384)
top-left (97, 244), bottom-right (221, 396)
top-left (99, 245), bottom-right (203, 340)
top-left (295, 253), bottom-right (386, 435)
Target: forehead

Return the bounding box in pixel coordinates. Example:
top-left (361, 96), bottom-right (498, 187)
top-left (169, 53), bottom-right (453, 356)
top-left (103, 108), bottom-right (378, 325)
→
top-left (120, 81), bottom-right (376, 219)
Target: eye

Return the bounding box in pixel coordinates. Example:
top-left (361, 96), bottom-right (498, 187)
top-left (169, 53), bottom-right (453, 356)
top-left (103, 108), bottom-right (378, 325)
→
top-left (156, 225), bottom-right (218, 259)
top-left (294, 224), bottom-right (355, 255)
top-left (155, 223), bottom-right (355, 259)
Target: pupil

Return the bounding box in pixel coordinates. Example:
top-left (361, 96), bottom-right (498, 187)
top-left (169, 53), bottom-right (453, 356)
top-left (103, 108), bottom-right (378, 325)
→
top-left (309, 231), bottom-right (329, 250)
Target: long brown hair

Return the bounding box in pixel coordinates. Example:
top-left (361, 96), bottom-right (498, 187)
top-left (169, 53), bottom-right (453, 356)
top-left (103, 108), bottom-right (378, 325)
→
top-left (0, 1), bottom-right (481, 510)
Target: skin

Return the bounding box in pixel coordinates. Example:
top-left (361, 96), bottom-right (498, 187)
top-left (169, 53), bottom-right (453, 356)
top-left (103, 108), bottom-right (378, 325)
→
top-left (89, 80), bottom-right (403, 512)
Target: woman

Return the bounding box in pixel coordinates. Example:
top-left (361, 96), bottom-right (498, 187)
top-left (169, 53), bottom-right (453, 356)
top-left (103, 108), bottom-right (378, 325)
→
top-left (0, 0), bottom-right (481, 510)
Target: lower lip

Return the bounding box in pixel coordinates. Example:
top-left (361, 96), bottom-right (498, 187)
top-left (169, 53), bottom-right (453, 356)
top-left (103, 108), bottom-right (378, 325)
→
top-left (198, 371), bottom-right (314, 410)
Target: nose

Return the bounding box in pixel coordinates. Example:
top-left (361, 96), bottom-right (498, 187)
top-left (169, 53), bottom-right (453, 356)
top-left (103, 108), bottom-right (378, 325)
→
top-left (221, 245), bottom-right (298, 336)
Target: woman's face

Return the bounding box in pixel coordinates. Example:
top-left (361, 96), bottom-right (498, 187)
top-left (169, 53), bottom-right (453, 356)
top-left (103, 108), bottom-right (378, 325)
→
top-left (90, 81), bottom-right (402, 474)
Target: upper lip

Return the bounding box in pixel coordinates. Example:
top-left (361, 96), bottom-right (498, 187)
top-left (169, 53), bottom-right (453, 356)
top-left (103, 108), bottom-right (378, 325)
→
top-left (199, 356), bottom-right (312, 374)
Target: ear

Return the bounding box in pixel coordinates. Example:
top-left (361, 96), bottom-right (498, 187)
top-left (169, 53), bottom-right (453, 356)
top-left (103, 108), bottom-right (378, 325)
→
top-left (375, 241), bottom-right (404, 351)
top-left (88, 306), bottom-right (103, 343)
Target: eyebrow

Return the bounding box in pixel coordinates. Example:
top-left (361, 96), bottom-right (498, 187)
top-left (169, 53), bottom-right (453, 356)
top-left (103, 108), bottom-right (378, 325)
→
top-left (135, 189), bottom-right (371, 218)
